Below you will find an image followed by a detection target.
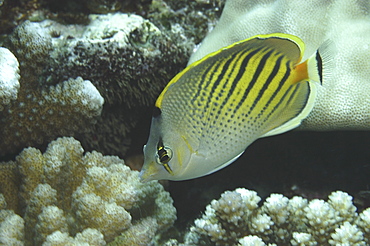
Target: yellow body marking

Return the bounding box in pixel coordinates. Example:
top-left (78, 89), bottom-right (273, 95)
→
top-left (163, 163), bottom-right (173, 175)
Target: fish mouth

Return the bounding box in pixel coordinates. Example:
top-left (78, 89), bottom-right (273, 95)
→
top-left (139, 160), bottom-right (158, 183)
top-left (139, 168), bottom-right (154, 183)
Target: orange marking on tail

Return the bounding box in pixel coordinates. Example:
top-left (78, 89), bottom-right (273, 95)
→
top-left (292, 60), bottom-right (309, 84)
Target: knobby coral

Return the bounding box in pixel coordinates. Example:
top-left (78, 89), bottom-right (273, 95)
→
top-left (0, 194), bottom-right (24, 245)
top-left (188, 0), bottom-right (370, 131)
top-left (169, 188), bottom-right (370, 246)
top-left (0, 137), bottom-right (176, 245)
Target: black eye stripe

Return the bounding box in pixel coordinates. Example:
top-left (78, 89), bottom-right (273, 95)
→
top-left (157, 139), bottom-right (164, 149)
top-left (157, 139), bottom-right (171, 164)
top-left (158, 148), bottom-right (169, 162)
top-left (160, 155), bottom-right (170, 163)
top-left (158, 148), bottom-right (166, 156)
top-left (156, 139), bottom-right (173, 174)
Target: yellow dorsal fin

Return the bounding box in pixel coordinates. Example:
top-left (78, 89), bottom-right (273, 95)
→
top-left (156, 33), bottom-right (306, 108)
top-left (253, 33), bottom-right (305, 64)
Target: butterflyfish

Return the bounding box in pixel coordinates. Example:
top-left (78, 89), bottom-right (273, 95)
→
top-left (140, 33), bottom-right (322, 181)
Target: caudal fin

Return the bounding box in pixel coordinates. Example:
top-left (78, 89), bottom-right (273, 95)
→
top-left (307, 51), bottom-right (323, 84)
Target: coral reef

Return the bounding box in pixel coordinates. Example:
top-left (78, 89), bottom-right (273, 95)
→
top-left (168, 188), bottom-right (370, 245)
top-left (0, 0), bottom-right (224, 36)
top-left (1, 11), bottom-right (195, 157)
top-left (0, 0), bottom-right (43, 35)
top-left (2, 1), bottom-right (367, 245)
top-left (40, 12), bottom-right (194, 156)
top-left (0, 19), bottom-right (109, 157)
top-left (0, 0), bottom-right (228, 158)
top-left (0, 137), bottom-right (176, 245)
top-left (146, 0), bottom-right (225, 45)
top-left (189, 0), bottom-right (370, 131)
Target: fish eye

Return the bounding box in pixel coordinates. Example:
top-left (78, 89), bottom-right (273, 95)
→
top-left (156, 140), bottom-right (173, 164)
top-left (156, 139), bottom-right (174, 174)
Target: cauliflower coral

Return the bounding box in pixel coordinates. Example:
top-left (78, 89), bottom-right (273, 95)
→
top-left (0, 137), bottom-right (176, 245)
top-left (173, 188), bottom-right (370, 245)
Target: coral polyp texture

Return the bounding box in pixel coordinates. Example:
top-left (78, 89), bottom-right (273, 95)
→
top-left (171, 188), bottom-right (370, 246)
top-left (189, 0), bottom-right (370, 131)
top-left (0, 137), bottom-right (176, 245)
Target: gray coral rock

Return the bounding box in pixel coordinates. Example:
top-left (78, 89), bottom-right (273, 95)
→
top-left (0, 47), bottom-right (20, 109)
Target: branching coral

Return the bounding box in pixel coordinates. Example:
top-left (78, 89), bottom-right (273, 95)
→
top-left (43, 229), bottom-right (105, 246)
top-left (0, 137), bottom-right (176, 245)
top-left (173, 188), bottom-right (370, 245)
top-left (189, 0), bottom-right (370, 131)
top-left (0, 194), bottom-right (24, 245)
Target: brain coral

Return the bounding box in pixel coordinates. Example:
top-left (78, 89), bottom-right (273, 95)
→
top-left (0, 137), bottom-right (176, 245)
top-left (188, 0), bottom-right (370, 131)
top-left (170, 188), bottom-right (370, 246)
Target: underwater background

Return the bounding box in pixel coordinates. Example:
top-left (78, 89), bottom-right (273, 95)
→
top-left (0, 0), bottom-right (369, 245)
